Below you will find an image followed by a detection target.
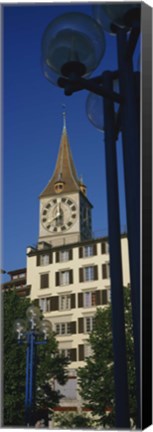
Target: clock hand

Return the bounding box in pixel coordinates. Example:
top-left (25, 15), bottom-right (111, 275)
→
top-left (47, 215), bottom-right (57, 224)
top-left (55, 203), bottom-right (61, 218)
top-left (47, 204), bottom-right (62, 224)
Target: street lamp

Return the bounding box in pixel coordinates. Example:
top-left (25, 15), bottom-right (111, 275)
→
top-left (87, 71), bottom-right (130, 428)
top-left (14, 304), bottom-right (52, 426)
top-left (41, 3), bottom-right (140, 428)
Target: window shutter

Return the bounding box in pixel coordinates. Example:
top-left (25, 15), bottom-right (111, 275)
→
top-left (79, 247), bottom-right (83, 258)
top-left (70, 321), bottom-right (76, 334)
top-left (40, 274), bottom-right (49, 289)
top-left (78, 293), bottom-right (83, 308)
top-left (78, 317), bottom-right (84, 333)
top-left (79, 268), bottom-right (83, 282)
top-left (69, 249), bottom-right (73, 260)
top-left (71, 294), bottom-right (75, 309)
top-left (69, 270), bottom-right (73, 284)
top-left (51, 296), bottom-right (59, 311)
top-left (56, 272), bottom-right (59, 286)
top-left (102, 289), bottom-right (108, 305)
top-left (94, 265), bottom-right (98, 280)
top-left (79, 345), bottom-right (84, 361)
top-left (108, 263), bottom-right (110, 278)
top-left (93, 244), bottom-right (97, 255)
top-left (96, 290), bottom-right (102, 306)
top-left (56, 252), bottom-right (59, 263)
top-left (36, 255), bottom-right (40, 266)
top-left (49, 298), bottom-right (52, 311)
top-left (102, 264), bottom-right (107, 279)
top-left (101, 242), bottom-right (107, 254)
top-left (49, 252), bottom-right (52, 264)
top-left (101, 242), bottom-right (105, 254)
top-left (70, 348), bottom-right (77, 362)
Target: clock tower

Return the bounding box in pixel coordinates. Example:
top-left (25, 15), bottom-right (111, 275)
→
top-left (38, 112), bottom-right (93, 247)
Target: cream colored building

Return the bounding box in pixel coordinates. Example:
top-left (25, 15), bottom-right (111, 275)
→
top-left (26, 114), bottom-right (130, 411)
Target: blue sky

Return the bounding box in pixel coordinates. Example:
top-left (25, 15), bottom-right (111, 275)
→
top-left (2, 3), bottom-right (140, 277)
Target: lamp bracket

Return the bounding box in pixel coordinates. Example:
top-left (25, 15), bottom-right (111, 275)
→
top-left (58, 73), bottom-right (123, 103)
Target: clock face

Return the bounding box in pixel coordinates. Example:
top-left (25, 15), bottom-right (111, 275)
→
top-left (41, 197), bottom-right (77, 233)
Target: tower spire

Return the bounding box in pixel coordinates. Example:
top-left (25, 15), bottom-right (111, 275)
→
top-left (40, 110), bottom-right (80, 198)
top-left (62, 104), bottom-right (66, 131)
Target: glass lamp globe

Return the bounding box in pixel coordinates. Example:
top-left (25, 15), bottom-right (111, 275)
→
top-left (92, 4), bottom-right (116, 35)
top-left (42, 12), bottom-right (105, 85)
top-left (14, 319), bottom-right (26, 340)
top-left (26, 305), bottom-right (41, 330)
top-left (86, 91), bottom-right (105, 132)
top-left (40, 320), bottom-right (52, 340)
top-left (86, 79), bottom-right (120, 132)
top-left (92, 3), bottom-right (140, 33)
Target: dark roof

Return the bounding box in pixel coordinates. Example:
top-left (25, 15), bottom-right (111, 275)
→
top-left (7, 268), bottom-right (26, 276)
top-left (39, 124), bottom-right (80, 198)
top-left (27, 233), bottom-right (128, 257)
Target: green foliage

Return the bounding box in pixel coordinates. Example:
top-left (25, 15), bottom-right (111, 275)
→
top-left (53, 411), bottom-right (94, 429)
top-left (3, 290), bottom-right (30, 426)
top-left (35, 333), bottom-right (69, 411)
top-left (3, 290), bottom-right (69, 426)
top-left (78, 288), bottom-right (137, 428)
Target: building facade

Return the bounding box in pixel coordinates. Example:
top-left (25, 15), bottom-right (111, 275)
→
top-left (2, 268), bottom-right (30, 298)
top-left (26, 114), bottom-right (130, 412)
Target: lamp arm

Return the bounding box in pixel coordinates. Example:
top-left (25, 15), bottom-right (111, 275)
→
top-left (58, 74), bottom-right (123, 103)
top-left (81, 77), bottom-right (122, 103)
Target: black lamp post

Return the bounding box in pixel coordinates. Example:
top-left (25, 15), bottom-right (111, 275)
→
top-left (41, 4), bottom-right (140, 428)
top-left (88, 69), bottom-right (130, 428)
top-left (14, 304), bottom-right (52, 426)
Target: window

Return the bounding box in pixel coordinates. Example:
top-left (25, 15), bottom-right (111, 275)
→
top-left (39, 297), bottom-right (51, 312)
top-left (102, 263), bottom-right (110, 279)
top-left (16, 284), bottom-right (26, 291)
top-left (60, 271), bottom-right (70, 285)
top-left (55, 322), bottom-right (71, 335)
top-left (54, 182), bottom-right (64, 193)
top-left (84, 317), bottom-right (95, 333)
top-left (107, 287), bottom-right (111, 303)
top-left (37, 252), bottom-right (52, 267)
top-left (84, 344), bottom-right (93, 358)
top-left (54, 376), bottom-right (77, 397)
top-left (40, 254), bottom-right (50, 266)
top-left (56, 249), bottom-right (72, 262)
top-left (84, 266), bottom-right (94, 281)
top-left (56, 269), bottom-right (73, 286)
top-left (60, 250), bottom-right (69, 262)
top-left (40, 273), bottom-right (49, 289)
top-left (19, 273), bottom-right (26, 278)
top-left (79, 244), bottom-right (96, 258)
top-left (84, 245), bottom-right (94, 257)
top-left (84, 291), bottom-right (96, 307)
top-left (101, 241), bottom-right (109, 254)
top-left (79, 265), bottom-right (98, 282)
top-left (59, 295), bottom-right (71, 311)
top-left (59, 349), bottom-right (71, 359)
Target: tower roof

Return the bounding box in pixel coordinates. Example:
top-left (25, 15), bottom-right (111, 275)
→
top-left (40, 112), bottom-right (80, 198)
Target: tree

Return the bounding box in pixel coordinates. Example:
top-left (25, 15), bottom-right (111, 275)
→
top-left (3, 290), bottom-right (69, 426)
top-left (53, 411), bottom-right (94, 429)
top-left (78, 287), bottom-right (137, 428)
